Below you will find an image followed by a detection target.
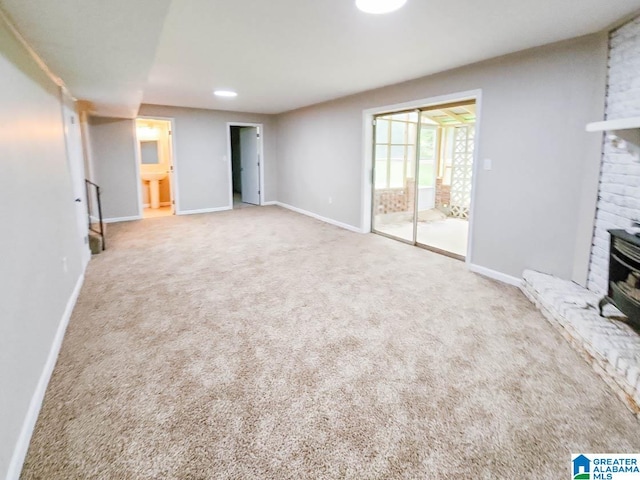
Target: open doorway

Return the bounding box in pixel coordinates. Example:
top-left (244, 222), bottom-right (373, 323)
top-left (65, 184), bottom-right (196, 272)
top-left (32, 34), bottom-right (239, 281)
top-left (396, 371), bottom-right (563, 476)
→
top-left (228, 124), bottom-right (263, 208)
top-left (135, 118), bottom-right (175, 219)
top-left (371, 100), bottom-right (477, 260)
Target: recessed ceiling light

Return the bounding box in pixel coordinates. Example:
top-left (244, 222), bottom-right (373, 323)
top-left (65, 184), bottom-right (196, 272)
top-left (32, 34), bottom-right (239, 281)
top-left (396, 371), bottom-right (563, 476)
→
top-left (214, 90), bottom-right (238, 97)
top-left (356, 0), bottom-right (407, 14)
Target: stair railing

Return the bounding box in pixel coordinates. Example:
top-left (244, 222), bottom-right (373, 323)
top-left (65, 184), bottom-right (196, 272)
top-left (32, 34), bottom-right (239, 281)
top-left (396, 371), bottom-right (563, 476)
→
top-left (85, 179), bottom-right (105, 251)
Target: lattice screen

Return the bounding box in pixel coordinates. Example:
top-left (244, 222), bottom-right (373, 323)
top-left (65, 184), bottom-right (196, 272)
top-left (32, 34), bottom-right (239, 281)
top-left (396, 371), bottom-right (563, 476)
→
top-left (449, 126), bottom-right (474, 219)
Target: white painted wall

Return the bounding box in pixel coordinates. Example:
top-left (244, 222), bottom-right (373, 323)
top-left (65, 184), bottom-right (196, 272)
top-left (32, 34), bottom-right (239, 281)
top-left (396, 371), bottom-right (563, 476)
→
top-left (0, 16), bottom-right (85, 479)
top-left (275, 34), bottom-right (609, 283)
top-left (138, 105), bottom-right (277, 211)
top-left (588, 15), bottom-right (640, 294)
top-left (87, 106), bottom-right (277, 219)
top-left (88, 116), bottom-right (140, 220)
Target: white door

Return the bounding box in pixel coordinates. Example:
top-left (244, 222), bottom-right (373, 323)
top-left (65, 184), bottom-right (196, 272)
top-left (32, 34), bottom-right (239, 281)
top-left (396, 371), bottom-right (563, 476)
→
top-left (240, 127), bottom-right (260, 205)
top-left (63, 103), bottom-right (91, 265)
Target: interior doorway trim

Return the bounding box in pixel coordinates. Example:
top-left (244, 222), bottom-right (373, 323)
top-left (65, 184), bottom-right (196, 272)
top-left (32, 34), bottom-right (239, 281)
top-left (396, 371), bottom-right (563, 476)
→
top-left (361, 89), bottom-right (483, 266)
top-left (60, 92), bottom-right (91, 268)
top-left (134, 116), bottom-right (181, 215)
top-left (226, 122), bottom-right (266, 208)
top-left (131, 121), bottom-right (144, 220)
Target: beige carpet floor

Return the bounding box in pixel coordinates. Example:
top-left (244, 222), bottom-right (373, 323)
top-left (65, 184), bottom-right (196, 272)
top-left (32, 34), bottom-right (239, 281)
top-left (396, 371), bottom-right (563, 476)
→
top-left (22, 206), bottom-right (640, 479)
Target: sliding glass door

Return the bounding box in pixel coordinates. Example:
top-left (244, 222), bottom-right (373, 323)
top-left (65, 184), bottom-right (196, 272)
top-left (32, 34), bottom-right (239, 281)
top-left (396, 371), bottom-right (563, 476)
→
top-left (372, 102), bottom-right (477, 259)
top-left (371, 111), bottom-right (418, 243)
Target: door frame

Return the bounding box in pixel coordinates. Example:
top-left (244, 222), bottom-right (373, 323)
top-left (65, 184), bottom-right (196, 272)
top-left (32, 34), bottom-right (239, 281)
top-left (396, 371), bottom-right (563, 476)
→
top-left (362, 89), bottom-right (483, 266)
top-left (134, 116), bottom-right (181, 215)
top-left (226, 122), bottom-right (265, 208)
top-left (60, 93), bottom-right (91, 268)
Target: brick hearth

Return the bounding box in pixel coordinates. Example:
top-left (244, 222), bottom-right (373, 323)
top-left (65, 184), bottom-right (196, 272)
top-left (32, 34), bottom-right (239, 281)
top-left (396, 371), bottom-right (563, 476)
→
top-left (522, 270), bottom-right (640, 417)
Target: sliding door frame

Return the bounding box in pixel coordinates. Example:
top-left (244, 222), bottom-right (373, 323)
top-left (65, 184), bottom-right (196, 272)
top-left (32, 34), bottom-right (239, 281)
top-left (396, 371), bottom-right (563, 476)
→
top-left (362, 89), bottom-right (483, 266)
top-left (370, 109), bottom-right (421, 245)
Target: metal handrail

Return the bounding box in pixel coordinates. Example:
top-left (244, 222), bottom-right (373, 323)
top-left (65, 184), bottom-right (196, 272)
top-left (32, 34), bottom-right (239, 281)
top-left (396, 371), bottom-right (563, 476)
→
top-left (85, 179), bottom-right (105, 251)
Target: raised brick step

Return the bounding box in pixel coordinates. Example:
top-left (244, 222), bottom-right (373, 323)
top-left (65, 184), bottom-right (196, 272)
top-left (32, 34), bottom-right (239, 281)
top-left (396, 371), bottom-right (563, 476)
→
top-left (521, 269), bottom-right (640, 418)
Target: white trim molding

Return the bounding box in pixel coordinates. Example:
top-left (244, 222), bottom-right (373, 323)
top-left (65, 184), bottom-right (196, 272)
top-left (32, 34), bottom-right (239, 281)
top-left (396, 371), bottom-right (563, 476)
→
top-left (226, 122), bottom-right (266, 207)
top-left (131, 120), bottom-right (144, 219)
top-left (5, 271), bottom-right (85, 480)
top-left (137, 116), bottom-right (181, 215)
top-left (275, 202), bottom-right (366, 233)
top-left (262, 201), bottom-right (278, 206)
top-left (468, 263), bottom-right (523, 287)
top-left (103, 215), bottom-right (141, 224)
top-left (178, 206), bottom-right (232, 216)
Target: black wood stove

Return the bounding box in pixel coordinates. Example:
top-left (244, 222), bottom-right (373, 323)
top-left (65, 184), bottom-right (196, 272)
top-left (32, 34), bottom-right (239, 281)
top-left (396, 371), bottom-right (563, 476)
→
top-left (599, 229), bottom-right (640, 329)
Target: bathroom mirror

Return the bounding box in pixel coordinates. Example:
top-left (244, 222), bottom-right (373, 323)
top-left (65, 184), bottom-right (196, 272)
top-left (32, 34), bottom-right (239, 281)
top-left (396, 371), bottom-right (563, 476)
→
top-left (140, 140), bottom-right (160, 164)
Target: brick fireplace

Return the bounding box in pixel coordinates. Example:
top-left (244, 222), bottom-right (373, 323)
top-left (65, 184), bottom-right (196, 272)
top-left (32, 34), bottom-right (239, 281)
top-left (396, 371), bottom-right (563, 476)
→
top-left (588, 16), bottom-right (640, 294)
top-left (522, 14), bottom-right (640, 418)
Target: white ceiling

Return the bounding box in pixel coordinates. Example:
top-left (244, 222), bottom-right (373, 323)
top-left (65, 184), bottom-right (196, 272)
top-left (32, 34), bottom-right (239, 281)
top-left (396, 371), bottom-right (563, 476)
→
top-left (0, 0), bottom-right (171, 117)
top-left (2, 0), bottom-right (640, 116)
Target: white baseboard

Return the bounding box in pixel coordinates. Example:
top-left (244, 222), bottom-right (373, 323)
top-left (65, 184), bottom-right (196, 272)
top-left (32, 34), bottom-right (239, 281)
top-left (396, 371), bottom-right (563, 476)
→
top-left (103, 215), bottom-right (141, 224)
top-left (275, 202), bottom-right (365, 233)
top-left (178, 206), bottom-right (232, 216)
top-left (5, 271), bottom-right (86, 480)
top-left (262, 201), bottom-right (277, 206)
top-left (468, 263), bottom-right (522, 287)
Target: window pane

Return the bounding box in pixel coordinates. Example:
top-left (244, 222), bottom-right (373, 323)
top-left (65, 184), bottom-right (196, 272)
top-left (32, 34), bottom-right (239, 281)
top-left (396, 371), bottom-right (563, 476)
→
top-left (376, 119), bottom-right (389, 143)
top-left (406, 145), bottom-right (415, 178)
top-left (407, 123), bottom-right (417, 146)
top-left (375, 145), bottom-right (388, 161)
top-left (375, 159), bottom-right (388, 188)
top-left (391, 121), bottom-right (406, 144)
top-left (420, 127), bottom-right (437, 160)
top-left (390, 145), bottom-right (404, 161)
top-left (389, 159), bottom-right (404, 188)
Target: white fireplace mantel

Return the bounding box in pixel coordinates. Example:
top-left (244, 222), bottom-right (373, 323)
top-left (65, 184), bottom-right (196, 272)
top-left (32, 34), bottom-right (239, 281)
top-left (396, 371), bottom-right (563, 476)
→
top-left (586, 116), bottom-right (640, 160)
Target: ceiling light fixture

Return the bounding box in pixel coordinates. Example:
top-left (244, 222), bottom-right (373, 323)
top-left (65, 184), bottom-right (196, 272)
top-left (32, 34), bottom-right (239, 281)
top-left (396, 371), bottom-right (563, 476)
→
top-left (136, 125), bottom-right (159, 141)
top-left (356, 0), bottom-right (407, 14)
top-left (214, 90), bottom-right (238, 98)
